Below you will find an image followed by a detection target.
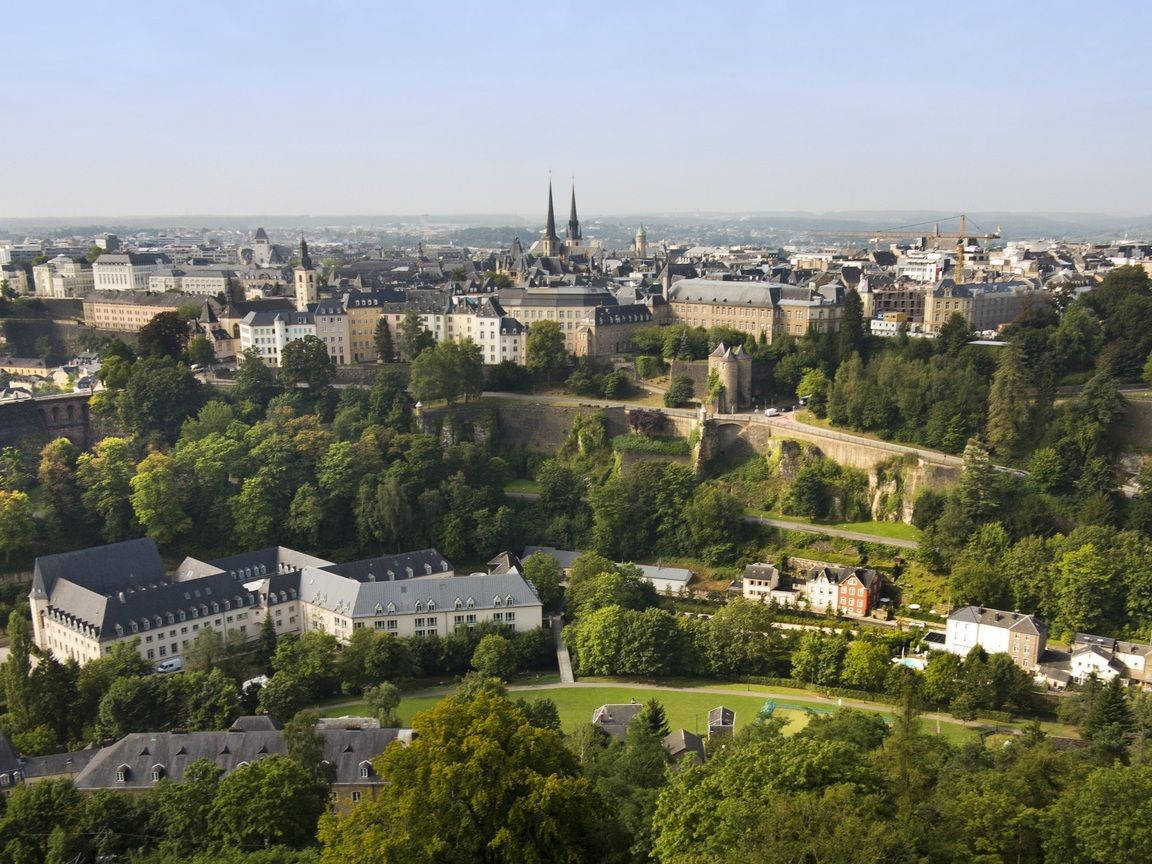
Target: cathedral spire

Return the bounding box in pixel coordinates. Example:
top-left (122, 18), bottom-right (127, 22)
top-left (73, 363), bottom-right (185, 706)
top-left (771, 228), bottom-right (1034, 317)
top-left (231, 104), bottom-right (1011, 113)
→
top-left (567, 182), bottom-right (581, 241)
top-left (545, 180), bottom-right (558, 241)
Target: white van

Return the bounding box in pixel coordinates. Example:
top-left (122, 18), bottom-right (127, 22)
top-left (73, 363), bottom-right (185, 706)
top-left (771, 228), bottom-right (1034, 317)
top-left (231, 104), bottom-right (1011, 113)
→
top-left (155, 656), bottom-right (183, 674)
top-left (764, 408), bottom-right (780, 417)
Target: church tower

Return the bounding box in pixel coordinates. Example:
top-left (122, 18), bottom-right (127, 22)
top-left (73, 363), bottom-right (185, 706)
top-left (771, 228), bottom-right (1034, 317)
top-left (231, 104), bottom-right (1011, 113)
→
top-left (294, 237), bottom-right (318, 311)
top-left (634, 225), bottom-right (648, 258)
top-left (566, 183), bottom-right (581, 242)
top-left (538, 180), bottom-right (562, 257)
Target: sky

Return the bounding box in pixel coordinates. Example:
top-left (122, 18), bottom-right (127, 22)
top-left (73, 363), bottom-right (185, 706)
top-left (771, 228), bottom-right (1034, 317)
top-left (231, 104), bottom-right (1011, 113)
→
top-left (2, 0), bottom-right (1150, 217)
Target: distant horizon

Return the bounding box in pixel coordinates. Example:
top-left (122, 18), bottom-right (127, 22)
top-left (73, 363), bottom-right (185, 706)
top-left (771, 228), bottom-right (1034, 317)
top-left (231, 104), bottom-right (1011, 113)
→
top-left (1, 1), bottom-right (1148, 217)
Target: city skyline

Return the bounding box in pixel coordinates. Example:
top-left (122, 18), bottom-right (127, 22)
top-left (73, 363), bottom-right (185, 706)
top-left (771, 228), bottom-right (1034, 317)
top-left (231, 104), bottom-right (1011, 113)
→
top-left (2, 0), bottom-right (1150, 217)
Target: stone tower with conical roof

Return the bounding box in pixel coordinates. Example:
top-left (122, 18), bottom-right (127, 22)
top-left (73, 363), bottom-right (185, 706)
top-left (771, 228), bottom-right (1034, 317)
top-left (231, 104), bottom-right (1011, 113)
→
top-left (707, 341), bottom-right (751, 412)
top-left (634, 225), bottom-right (648, 258)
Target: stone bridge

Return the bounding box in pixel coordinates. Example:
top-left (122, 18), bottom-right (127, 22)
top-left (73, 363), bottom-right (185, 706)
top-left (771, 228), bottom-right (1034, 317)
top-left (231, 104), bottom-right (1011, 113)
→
top-left (0, 391), bottom-right (93, 449)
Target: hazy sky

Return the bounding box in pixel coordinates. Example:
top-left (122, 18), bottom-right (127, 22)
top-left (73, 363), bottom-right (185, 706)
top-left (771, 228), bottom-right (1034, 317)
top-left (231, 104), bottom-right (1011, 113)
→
top-left (3, 0), bottom-right (1149, 217)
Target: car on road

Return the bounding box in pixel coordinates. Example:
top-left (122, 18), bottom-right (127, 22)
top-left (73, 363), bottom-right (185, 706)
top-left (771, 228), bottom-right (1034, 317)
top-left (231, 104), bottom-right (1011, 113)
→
top-left (764, 408), bottom-right (780, 417)
top-left (155, 657), bottom-right (183, 673)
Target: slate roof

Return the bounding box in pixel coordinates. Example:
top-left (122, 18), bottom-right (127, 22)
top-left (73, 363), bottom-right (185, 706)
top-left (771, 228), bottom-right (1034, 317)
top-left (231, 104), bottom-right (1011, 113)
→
top-left (499, 286), bottom-right (616, 308)
top-left (522, 547), bottom-right (581, 569)
top-left (20, 748), bottom-right (98, 779)
top-left (72, 726), bottom-right (407, 789)
top-left (592, 304), bottom-right (652, 326)
top-left (668, 278), bottom-right (780, 307)
top-left (663, 729), bottom-right (706, 764)
top-left (298, 568), bottom-right (536, 619)
top-left (319, 549), bottom-right (453, 584)
top-left (707, 706), bottom-right (735, 729)
top-left (635, 564), bottom-right (691, 586)
top-left (805, 565), bottom-right (880, 590)
top-left (242, 309), bottom-right (314, 327)
top-left (592, 703), bottom-right (642, 731)
top-left (948, 605), bottom-right (1046, 637)
top-left (33, 537), bottom-right (165, 601)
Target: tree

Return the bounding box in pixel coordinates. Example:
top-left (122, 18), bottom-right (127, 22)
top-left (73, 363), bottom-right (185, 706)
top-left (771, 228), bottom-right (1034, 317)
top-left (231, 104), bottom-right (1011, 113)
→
top-left (0, 491), bottom-right (35, 564)
top-left (521, 552), bottom-right (565, 614)
top-left (210, 756), bottom-right (329, 849)
top-left (317, 688), bottom-right (610, 864)
top-left (1046, 763), bottom-right (1152, 864)
top-left (257, 673), bottom-right (311, 723)
top-left (84, 244), bottom-right (104, 263)
top-left (664, 375), bottom-right (694, 408)
top-left (364, 682), bottom-right (402, 726)
top-left (130, 451), bottom-right (191, 545)
top-left (1054, 543), bottom-right (1114, 636)
top-left (138, 310), bottom-right (190, 359)
top-left (797, 367), bottom-right (830, 417)
top-left (288, 482), bottom-right (324, 547)
top-left (281, 335), bottom-right (334, 392)
top-left (119, 356), bottom-right (204, 443)
top-left (839, 638), bottom-right (891, 692)
top-left (682, 485), bottom-right (741, 558)
top-left (957, 438), bottom-right (997, 520)
top-left (409, 338), bottom-right (483, 405)
top-left (372, 316), bottom-right (395, 362)
top-left (635, 698), bottom-right (670, 738)
top-left (471, 634), bottom-right (517, 681)
top-left (791, 631), bottom-right (848, 686)
top-left (938, 312), bottom-right (973, 355)
top-left (234, 348), bottom-right (278, 407)
top-left (985, 345), bottom-right (1032, 457)
top-left (838, 288), bottom-right (866, 362)
top-left (188, 334), bottom-right (215, 367)
top-left (526, 319), bottom-right (568, 385)
top-left (3, 611), bottom-right (35, 733)
top-left (258, 612), bottom-right (279, 673)
top-left (77, 437), bottom-right (139, 542)
top-left (397, 309), bottom-right (434, 361)
top-left (283, 709), bottom-right (328, 776)
top-left (150, 759), bottom-right (222, 857)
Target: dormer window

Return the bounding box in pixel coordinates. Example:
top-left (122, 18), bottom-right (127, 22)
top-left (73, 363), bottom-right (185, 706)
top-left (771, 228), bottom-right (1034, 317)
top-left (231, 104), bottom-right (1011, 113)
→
top-left (359, 760), bottom-right (372, 779)
top-left (129, 621), bottom-right (138, 633)
top-left (427, 601), bottom-right (436, 611)
top-left (166, 613), bottom-right (174, 625)
top-left (424, 563), bottom-right (432, 575)
top-left (505, 595), bottom-right (514, 606)
top-left (414, 601), bottom-right (423, 613)
top-left (150, 764), bottom-right (164, 782)
top-left (465, 598), bottom-right (475, 609)
top-left (115, 624), bottom-right (123, 636)
top-left (405, 567), bottom-right (413, 579)
top-left (454, 598), bottom-right (462, 610)
top-left (374, 603), bottom-right (383, 615)
top-left (223, 600), bottom-right (231, 611)
top-left (116, 765), bottom-right (130, 783)
top-left (386, 602), bottom-right (396, 615)
top-left (493, 596), bottom-right (502, 607)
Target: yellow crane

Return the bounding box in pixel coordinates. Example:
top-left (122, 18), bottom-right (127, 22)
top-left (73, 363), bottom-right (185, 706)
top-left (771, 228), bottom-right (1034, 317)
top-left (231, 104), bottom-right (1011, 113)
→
top-left (816, 214), bottom-right (1001, 282)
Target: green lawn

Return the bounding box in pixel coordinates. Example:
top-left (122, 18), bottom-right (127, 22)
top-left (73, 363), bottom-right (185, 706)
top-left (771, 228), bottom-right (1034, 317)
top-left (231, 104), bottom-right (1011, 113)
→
top-left (504, 479), bottom-right (542, 494)
top-left (320, 682), bottom-right (999, 743)
top-left (746, 508), bottom-right (920, 542)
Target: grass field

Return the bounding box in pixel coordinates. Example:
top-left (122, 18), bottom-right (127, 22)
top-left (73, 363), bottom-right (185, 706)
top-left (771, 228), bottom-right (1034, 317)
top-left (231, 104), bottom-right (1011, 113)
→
top-left (746, 508), bottom-right (921, 542)
top-left (504, 478), bottom-right (543, 494)
top-left (320, 683), bottom-right (1001, 743)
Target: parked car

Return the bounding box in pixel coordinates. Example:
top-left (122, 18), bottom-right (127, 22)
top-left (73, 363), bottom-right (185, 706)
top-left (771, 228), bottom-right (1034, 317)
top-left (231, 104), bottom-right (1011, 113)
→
top-left (155, 657), bottom-right (183, 674)
top-left (764, 408), bottom-right (780, 417)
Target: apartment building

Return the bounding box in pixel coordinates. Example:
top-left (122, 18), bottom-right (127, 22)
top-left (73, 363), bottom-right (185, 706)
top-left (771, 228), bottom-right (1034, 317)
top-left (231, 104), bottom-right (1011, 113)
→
top-left (665, 278), bottom-right (842, 343)
top-left (238, 309), bottom-right (316, 367)
top-left (923, 278), bottom-right (1035, 333)
top-left (82, 292), bottom-right (190, 331)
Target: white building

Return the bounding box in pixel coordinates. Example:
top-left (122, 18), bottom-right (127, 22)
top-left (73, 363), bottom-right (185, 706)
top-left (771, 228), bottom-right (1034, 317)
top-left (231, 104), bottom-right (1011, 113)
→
top-left (93, 253), bottom-right (173, 291)
top-left (895, 250), bottom-right (948, 283)
top-left (31, 539), bottom-right (543, 667)
top-left (446, 297), bottom-right (526, 365)
top-left (741, 563), bottom-right (797, 607)
top-left (636, 564), bottom-right (692, 595)
top-left (944, 605), bottom-right (1047, 670)
top-left (238, 309), bottom-right (315, 367)
top-left (147, 268), bottom-right (235, 296)
top-left (32, 255), bottom-right (94, 298)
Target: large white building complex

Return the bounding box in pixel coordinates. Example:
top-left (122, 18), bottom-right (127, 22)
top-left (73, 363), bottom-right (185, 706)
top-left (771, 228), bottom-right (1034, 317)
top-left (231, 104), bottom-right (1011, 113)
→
top-left (30, 538), bottom-right (543, 666)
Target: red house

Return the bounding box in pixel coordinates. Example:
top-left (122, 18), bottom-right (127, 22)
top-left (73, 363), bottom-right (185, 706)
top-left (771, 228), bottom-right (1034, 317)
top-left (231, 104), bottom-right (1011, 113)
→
top-left (837, 568), bottom-right (882, 617)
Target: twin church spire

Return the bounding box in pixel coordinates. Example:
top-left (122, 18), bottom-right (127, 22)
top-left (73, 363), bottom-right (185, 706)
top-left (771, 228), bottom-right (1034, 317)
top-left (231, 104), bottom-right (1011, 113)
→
top-left (543, 178), bottom-right (581, 245)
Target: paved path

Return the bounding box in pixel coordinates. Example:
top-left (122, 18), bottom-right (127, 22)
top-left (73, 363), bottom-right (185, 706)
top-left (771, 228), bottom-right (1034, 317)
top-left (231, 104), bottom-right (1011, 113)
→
top-left (741, 514), bottom-right (918, 549)
top-left (552, 616), bottom-right (575, 684)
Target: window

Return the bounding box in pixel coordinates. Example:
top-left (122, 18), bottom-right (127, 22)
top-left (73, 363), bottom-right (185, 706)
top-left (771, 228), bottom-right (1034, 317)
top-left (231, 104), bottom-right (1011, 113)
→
top-left (359, 761), bottom-right (371, 778)
top-left (386, 620), bottom-right (397, 632)
top-left (351, 791), bottom-right (361, 803)
top-left (116, 765), bottom-right (129, 783)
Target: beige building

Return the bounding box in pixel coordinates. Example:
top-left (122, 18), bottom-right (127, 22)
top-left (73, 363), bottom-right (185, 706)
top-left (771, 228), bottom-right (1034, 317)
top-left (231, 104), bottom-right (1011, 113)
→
top-left (496, 286), bottom-right (618, 352)
top-left (31, 538), bottom-right (542, 668)
top-left (82, 292), bottom-right (189, 331)
top-left (313, 298), bottom-right (350, 365)
top-left (33, 256), bottom-right (94, 298)
top-left (666, 278), bottom-right (842, 342)
top-left (923, 278), bottom-right (1035, 333)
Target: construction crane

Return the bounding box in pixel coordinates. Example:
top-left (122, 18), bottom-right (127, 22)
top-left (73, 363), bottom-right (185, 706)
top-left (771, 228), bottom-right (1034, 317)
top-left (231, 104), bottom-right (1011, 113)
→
top-left (814, 214), bottom-right (1001, 282)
